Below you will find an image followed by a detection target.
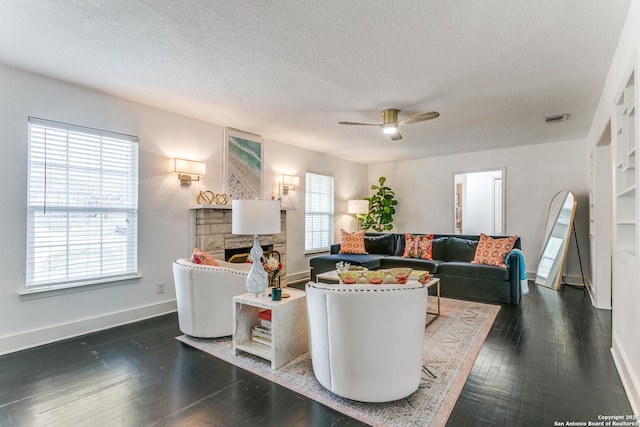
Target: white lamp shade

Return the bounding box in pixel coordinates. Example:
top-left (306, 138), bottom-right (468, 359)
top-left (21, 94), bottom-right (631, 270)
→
top-left (282, 174), bottom-right (300, 187)
top-left (232, 199), bottom-right (281, 235)
top-left (347, 199), bottom-right (369, 215)
top-left (170, 158), bottom-right (207, 176)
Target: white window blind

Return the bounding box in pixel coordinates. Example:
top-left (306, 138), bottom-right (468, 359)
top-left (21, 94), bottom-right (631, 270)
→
top-left (305, 172), bottom-right (334, 252)
top-left (26, 117), bottom-right (139, 290)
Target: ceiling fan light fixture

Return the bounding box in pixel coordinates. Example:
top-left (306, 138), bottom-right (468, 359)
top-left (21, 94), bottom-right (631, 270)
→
top-left (382, 123), bottom-right (398, 134)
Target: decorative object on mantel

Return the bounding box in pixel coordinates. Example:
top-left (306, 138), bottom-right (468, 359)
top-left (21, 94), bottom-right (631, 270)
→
top-left (232, 199), bottom-right (281, 296)
top-left (170, 158), bottom-right (207, 187)
top-left (196, 191), bottom-right (229, 205)
top-left (359, 176), bottom-right (398, 232)
top-left (224, 128), bottom-right (263, 200)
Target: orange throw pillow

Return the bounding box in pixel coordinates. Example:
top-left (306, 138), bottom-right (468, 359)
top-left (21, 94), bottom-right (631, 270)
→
top-left (471, 234), bottom-right (517, 268)
top-left (338, 229), bottom-right (368, 254)
top-left (190, 248), bottom-right (220, 266)
top-left (402, 234), bottom-right (434, 260)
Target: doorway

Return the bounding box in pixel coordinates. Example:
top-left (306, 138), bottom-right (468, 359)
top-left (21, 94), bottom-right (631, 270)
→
top-left (453, 168), bottom-right (506, 235)
top-left (591, 122), bottom-right (613, 309)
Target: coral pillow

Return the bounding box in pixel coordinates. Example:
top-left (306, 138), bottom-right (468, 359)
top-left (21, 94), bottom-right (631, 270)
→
top-left (190, 248), bottom-right (219, 266)
top-left (471, 234), bottom-right (518, 268)
top-left (402, 234), bottom-right (434, 260)
top-left (338, 229), bottom-right (368, 254)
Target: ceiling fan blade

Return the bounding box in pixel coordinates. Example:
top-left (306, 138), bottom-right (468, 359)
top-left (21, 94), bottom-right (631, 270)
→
top-left (398, 111), bottom-right (440, 126)
top-left (390, 132), bottom-right (402, 141)
top-left (337, 121), bottom-right (381, 126)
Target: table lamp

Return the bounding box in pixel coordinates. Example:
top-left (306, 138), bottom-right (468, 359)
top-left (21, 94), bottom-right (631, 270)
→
top-left (232, 199), bottom-right (281, 296)
top-left (347, 199), bottom-right (369, 230)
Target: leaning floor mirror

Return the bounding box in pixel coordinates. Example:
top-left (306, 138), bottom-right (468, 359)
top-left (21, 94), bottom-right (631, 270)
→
top-left (535, 191), bottom-right (577, 290)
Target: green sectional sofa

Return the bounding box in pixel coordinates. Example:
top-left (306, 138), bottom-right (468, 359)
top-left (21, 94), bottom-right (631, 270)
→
top-left (309, 233), bottom-right (523, 305)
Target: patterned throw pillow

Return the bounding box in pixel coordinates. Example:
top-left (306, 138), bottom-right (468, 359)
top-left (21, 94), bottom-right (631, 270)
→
top-left (402, 234), bottom-right (434, 260)
top-left (338, 268), bottom-right (413, 284)
top-left (338, 229), bottom-right (368, 254)
top-left (471, 233), bottom-right (518, 268)
top-left (190, 248), bottom-right (220, 266)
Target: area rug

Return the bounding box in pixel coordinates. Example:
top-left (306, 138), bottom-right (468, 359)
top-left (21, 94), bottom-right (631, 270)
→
top-left (177, 297), bottom-right (499, 427)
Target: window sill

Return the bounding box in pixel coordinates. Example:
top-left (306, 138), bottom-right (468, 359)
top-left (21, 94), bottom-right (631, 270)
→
top-left (19, 274), bottom-right (142, 300)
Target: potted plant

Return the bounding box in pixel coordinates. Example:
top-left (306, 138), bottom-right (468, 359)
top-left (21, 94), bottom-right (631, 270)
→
top-left (358, 176), bottom-right (398, 231)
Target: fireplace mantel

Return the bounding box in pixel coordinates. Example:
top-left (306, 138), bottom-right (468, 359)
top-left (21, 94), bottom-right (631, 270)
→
top-left (189, 205), bottom-right (290, 286)
top-left (190, 204), bottom-right (295, 211)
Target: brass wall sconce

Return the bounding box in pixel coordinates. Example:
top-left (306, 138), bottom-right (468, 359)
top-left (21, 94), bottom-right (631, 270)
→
top-left (280, 174), bottom-right (300, 195)
top-left (170, 158), bottom-right (207, 187)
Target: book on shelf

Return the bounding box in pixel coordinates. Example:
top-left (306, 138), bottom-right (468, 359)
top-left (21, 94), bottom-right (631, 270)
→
top-left (258, 309), bottom-right (272, 321)
top-left (260, 319), bottom-right (271, 329)
top-left (251, 334), bottom-right (272, 346)
top-left (254, 324), bottom-right (271, 334)
top-left (252, 327), bottom-right (271, 340)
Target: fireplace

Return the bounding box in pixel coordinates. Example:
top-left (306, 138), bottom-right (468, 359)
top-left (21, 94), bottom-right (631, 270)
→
top-left (224, 245), bottom-right (273, 262)
top-left (191, 206), bottom-right (288, 286)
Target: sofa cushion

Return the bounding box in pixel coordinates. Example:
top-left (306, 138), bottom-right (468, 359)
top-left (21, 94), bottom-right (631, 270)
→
top-left (431, 237), bottom-right (449, 261)
top-left (310, 254), bottom-right (384, 271)
top-left (471, 233), bottom-right (518, 268)
top-left (364, 233), bottom-right (396, 255)
top-left (379, 256), bottom-right (442, 274)
top-left (446, 237), bottom-right (479, 262)
top-left (436, 262), bottom-right (509, 281)
top-left (338, 229), bottom-right (368, 254)
top-left (402, 233), bottom-right (434, 260)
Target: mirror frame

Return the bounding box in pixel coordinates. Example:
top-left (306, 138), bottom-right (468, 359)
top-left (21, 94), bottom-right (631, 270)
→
top-left (535, 190), bottom-right (577, 290)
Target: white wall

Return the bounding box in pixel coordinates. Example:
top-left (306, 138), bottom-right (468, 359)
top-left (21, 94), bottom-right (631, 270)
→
top-left (0, 64), bottom-right (367, 354)
top-left (367, 139), bottom-right (589, 281)
top-left (586, 0), bottom-right (640, 413)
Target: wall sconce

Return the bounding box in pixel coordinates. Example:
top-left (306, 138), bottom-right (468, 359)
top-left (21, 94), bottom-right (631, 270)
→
top-left (279, 174), bottom-right (300, 195)
top-left (170, 158), bottom-right (207, 187)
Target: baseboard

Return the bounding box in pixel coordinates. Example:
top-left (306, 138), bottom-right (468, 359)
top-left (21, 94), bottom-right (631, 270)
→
top-left (612, 333), bottom-right (640, 415)
top-left (562, 274), bottom-right (587, 287)
top-left (0, 300), bottom-right (177, 356)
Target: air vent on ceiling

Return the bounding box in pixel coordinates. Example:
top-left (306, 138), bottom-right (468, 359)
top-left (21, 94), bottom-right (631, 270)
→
top-left (544, 114), bottom-right (569, 123)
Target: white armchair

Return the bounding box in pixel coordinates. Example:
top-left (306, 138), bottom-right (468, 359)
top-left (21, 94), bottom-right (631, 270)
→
top-left (305, 281), bottom-right (428, 402)
top-left (173, 258), bottom-right (250, 338)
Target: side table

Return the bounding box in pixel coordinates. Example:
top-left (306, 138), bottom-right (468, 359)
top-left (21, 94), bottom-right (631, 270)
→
top-left (233, 288), bottom-right (308, 369)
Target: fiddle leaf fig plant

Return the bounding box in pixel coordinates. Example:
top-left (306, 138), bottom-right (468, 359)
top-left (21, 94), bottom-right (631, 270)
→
top-left (357, 176), bottom-right (398, 231)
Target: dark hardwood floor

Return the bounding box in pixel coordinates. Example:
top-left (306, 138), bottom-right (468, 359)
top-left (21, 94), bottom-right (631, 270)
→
top-left (0, 283), bottom-right (633, 426)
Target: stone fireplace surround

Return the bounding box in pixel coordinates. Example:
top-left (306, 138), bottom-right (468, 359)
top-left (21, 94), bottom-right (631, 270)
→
top-left (190, 206), bottom-right (288, 286)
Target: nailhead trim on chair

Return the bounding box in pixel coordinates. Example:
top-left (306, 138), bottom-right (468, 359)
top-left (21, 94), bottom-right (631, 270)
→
top-left (175, 259), bottom-right (248, 278)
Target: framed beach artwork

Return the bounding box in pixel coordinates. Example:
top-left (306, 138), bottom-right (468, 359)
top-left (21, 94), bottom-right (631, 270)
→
top-left (223, 128), bottom-right (264, 199)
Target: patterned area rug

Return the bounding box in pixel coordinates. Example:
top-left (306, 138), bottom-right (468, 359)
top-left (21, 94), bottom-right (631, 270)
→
top-left (177, 297), bottom-right (499, 427)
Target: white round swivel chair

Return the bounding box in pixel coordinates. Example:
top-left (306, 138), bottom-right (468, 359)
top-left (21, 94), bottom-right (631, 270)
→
top-left (305, 281), bottom-right (427, 402)
top-left (173, 258), bottom-right (250, 338)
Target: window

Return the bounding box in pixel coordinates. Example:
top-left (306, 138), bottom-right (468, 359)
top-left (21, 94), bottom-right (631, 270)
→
top-left (305, 172), bottom-right (334, 252)
top-left (26, 117), bottom-right (139, 291)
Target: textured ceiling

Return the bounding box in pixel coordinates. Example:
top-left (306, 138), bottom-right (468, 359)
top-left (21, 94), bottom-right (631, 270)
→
top-left (0, 1), bottom-right (632, 164)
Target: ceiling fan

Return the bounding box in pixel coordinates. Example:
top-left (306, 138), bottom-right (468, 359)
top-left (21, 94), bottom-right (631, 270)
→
top-left (338, 109), bottom-right (440, 140)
